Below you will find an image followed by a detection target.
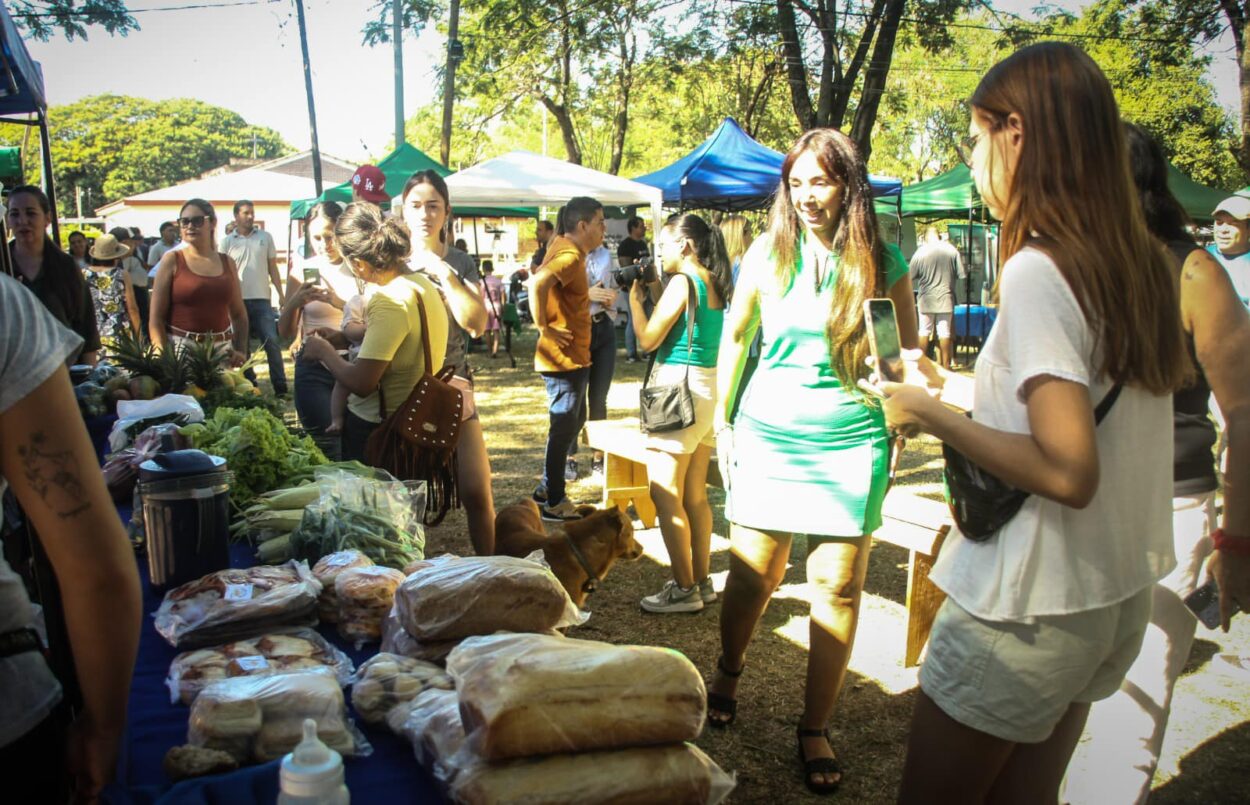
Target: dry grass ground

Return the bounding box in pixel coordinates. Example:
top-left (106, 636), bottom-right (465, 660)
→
top-left (266, 327), bottom-right (1250, 803)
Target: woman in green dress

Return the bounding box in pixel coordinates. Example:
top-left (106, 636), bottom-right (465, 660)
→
top-left (706, 128), bottom-right (918, 795)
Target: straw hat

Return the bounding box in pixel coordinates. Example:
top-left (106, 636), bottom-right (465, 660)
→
top-left (89, 233), bottom-right (130, 261)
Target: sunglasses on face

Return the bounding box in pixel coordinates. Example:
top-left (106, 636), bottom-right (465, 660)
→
top-left (955, 134), bottom-right (982, 168)
top-left (179, 215), bottom-right (209, 229)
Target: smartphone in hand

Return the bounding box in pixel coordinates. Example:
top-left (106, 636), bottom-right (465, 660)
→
top-left (303, 266), bottom-right (321, 286)
top-left (864, 298), bottom-right (904, 382)
top-left (1185, 577), bottom-right (1240, 630)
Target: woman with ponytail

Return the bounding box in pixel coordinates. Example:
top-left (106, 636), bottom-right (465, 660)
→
top-left (706, 128), bottom-right (918, 795)
top-left (630, 213), bottom-right (732, 615)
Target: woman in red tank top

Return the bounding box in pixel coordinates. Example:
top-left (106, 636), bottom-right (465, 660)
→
top-left (148, 198), bottom-right (248, 366)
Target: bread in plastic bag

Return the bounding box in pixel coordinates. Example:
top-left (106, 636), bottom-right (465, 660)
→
top-left (389, 687), bottom-right (465, 776)
top-left (154, 561), bottom-right (321, 648)
top-left (336, 566), bottom-right (406, 646)
top-left (166, 627), bottom-right (354, 705)
top-left (188, 668), bottom-right (370, 765)
top-left (394, 556), bottom-right (586, 642)
top-left (447, 632), bottom-right (706, 761)
top-left (450, 743), bottom-right (735, 805)
top-left (350, 652), bottom-right (453, 724)
top-left (379, 604), bottom-right (461, 665)
top-left (312, 550), bottom-right (374, 623)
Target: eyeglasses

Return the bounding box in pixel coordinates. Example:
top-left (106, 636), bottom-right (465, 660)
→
top-left (955, 133), bottom-right (981, 168)
top-left (179, 215), bottom-right (209, 229)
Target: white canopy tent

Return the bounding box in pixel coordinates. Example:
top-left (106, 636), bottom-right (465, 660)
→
top-left (443, 150), bottom-right (664, 235)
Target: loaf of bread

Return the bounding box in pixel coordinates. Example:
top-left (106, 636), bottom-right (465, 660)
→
top-left (312, 550), bottom-right (374, 623)
top-left (380, 606), bottom-right (461, 665)
top-left (394, 556), bottom-right (574, 641)
top-left (337, 566), bottom-right (406, 645)
top-left (450, 743), bottom-right (732, 805)
top-left (448, 633), bottom-right (707, 760)
top-left (389, 687), bottom-right (465, 773)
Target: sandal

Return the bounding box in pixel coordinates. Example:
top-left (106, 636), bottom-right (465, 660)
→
top-left (796, 726), bottom-right (842, 795)
top-left (706, 655), bottom-right (742, 728)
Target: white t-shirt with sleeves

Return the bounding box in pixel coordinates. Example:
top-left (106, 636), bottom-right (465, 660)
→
top-left (0, 274), bottom-right (80, 747)
top-left (929, 246), bottom-right (1176, 621)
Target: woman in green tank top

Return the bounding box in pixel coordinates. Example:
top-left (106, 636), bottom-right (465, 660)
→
top-left (627, 213), bottom-right (732, 616)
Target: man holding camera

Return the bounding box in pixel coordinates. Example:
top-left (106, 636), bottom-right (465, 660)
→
top-left (529, 197), bottom-right (605, 521)
top-left (618, 216), bottom-right (651, 362)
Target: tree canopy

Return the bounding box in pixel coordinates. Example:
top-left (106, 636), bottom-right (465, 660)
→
top-left (1, 94), bottom-right (291, 217)
top-left (10, 0), bottom-right (138, 41)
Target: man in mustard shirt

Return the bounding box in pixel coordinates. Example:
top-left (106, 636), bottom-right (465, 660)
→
top-left (529, 197), bottom-right (604, 520)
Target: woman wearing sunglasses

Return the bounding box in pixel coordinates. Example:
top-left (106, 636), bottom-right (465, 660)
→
top-left (877, 43), bottom-right (1190, 802)
top-left (149, 199), bottom-right (249, 365)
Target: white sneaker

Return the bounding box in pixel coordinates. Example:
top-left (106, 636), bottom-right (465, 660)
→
top-left (640, 580), bottom-right (705, 613)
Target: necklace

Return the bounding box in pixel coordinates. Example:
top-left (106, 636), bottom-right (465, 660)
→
top-left (809, 241), bottom-right (835, 292)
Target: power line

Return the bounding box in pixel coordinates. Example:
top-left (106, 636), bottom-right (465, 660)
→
top-left (14, 0), bottom-right (281, 17)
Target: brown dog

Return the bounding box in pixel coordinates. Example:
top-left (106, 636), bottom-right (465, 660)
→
top-left (494, 499), bottom-right (643, 607)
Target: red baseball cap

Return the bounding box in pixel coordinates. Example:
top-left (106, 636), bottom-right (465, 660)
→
top-left (351, 165), bottom-right (389, 203)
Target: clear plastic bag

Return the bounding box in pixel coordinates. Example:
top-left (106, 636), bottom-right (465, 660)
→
top-left (390, 688), bottom-right (734, 805)
top-left (379, 605), bottom-right (462, 665)
top-left (287, 472), bottom-right (427, 569)
top-left (188, 668), bottom-right (371, 765)
top-left (335, 566), bottom-right (406, 648)
top-left (448, 742), bottom-right (736, 805)
top-left (109, 394), bottom-right (205, 452)
top-left (447, 632), bottom-right (706, 761)
top-left (312, 549), bottom-right (374, 623)
top-left (154, 561), bottom-right (321, 648)
top-left (394, 556), bottom-right (587, 642)
top-left (350, 652), bottom-right (453, 725)
top-left (166, 627), bottom-right (355, 705)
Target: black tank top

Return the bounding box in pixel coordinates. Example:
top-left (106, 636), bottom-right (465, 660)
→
top-left (1168, 238), bottom-right (1219, 496)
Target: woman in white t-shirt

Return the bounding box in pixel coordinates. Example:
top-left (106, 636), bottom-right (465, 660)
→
top-left (278, 201), bottom-right (362, 459)
top-left (875, 43), bottom-right (1192, 802)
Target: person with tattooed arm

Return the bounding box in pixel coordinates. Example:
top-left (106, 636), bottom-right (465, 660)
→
top-left (0, 273), bottom-right (142, 802)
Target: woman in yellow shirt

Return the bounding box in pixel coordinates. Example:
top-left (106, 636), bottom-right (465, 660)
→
top-left (301, 203), bottom-right (448, 462)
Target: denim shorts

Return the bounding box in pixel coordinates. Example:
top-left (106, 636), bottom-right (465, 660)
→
top-left (919, 587), bottom-right (1152, 743)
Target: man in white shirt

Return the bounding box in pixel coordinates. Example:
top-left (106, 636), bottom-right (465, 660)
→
top-left (146, 221), bottom-right (179, 280)
top-left (224, 200), bottom-right (288, 395)
top-left (573, 243), bottom-right (620, 477)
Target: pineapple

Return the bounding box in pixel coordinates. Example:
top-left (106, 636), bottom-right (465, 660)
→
top-left (106, 328), bottom-right (160, 382)
top-left (153, 341), bottom-right (189, 394)
top-left (182, 337), bottom-right (228, 392)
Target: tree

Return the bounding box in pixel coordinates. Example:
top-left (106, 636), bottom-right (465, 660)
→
top-left (10, 0), bottom-right (138, 41)
top-left (770, 0), bottom-right (970, 160)
top-left (0, 95), bottom-right (291, 216)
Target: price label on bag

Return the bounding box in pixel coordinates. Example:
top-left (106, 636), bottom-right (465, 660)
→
top-left (233, 655), bottom-right (269, 672)
top-left (224, 583), bottom-right (254, 602)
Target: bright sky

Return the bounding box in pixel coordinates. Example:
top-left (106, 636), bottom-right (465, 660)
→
top-left (22, 0), bottom-right (1244, 164)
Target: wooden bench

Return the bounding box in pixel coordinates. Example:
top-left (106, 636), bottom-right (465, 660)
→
top-left (584, 418), bottom-right (950, 666)
top-left (584, 419), bottom-right (657, 528)
top-left (876, 489), bottom-right (951, 667)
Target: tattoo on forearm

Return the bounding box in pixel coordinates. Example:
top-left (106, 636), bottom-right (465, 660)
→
top-left (18, 431), bottom-right (91, 519)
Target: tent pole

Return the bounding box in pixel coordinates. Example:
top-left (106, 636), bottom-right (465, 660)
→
top-left (472, 217), bottom-right (479, 257)
top-left (39, 111), bottom-right (59, 244)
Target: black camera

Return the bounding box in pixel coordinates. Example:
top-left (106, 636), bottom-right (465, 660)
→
top-left (612, 255), bottom-right (657, 288)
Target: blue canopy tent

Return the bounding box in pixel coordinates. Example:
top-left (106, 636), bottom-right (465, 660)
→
top-left (0, 0), bottom-right (53, 245)
top-left (634, 117), bottom-right (903, 212)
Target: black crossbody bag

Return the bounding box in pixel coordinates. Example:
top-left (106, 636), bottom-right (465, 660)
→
top-left (943, 383), bottom-right (1122, 541)
top-left (639, 280), bottom-right (698, 434)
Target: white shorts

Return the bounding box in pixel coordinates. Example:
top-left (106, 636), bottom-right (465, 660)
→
top-left (918, 311), bottom-right (952, 339)
top-left (919, 587), bottom-right (1152, 743)
top-left (643, 362), bottom-right (716, 455)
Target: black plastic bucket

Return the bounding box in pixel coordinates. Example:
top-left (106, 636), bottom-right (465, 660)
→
top-left (139, 450), bottom-right (234, 589)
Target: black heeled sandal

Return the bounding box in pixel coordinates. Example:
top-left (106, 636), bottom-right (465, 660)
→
top-left (796, 726), bottom-right (842, 795)
top-left (706, 655), bottom-right (742, 728)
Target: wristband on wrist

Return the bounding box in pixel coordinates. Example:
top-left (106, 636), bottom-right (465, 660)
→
top-left (1213, 528), bottom-right (1250, 555)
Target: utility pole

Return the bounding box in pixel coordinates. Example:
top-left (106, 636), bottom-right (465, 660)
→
top-left (294, 0), bottom-right (323, 195)
top-left (393, 0), bottom-right (404, 147)
top-left (440, 0), bottom-right (461, 167)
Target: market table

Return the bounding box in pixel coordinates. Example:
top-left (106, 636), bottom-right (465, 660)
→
top-left (102, 504), bottom-right (445, 805)
top-left (952, 304), bottom-right (997, 341)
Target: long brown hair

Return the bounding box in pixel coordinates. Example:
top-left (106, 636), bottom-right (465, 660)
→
top-left (764, 128), bottom-right (886, 389)
top-left (971, 42), bottom-right (1189, 394)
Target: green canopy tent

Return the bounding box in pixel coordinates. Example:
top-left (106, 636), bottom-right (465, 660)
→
top-left (288, 142), bottom-right (535, 219)
top-left (883, 162), bottom-right (1230, 223)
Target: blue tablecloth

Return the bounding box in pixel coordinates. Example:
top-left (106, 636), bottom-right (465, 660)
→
top-left (952, 305), bottom-right (997, 341)
top-left (102, 505), bottom-right (444, 804)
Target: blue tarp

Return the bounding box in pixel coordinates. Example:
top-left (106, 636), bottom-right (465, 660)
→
top-left (634, 117), bottom-right (902, 211)
top-left (0, 1), bottom-right (46, 117)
